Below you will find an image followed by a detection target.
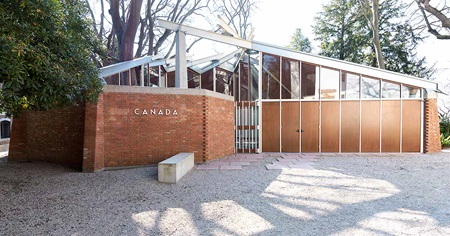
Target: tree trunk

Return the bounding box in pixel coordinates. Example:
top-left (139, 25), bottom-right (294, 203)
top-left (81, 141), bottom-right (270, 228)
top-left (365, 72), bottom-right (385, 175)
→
top-left (371, 0), bottom-right (385, 69)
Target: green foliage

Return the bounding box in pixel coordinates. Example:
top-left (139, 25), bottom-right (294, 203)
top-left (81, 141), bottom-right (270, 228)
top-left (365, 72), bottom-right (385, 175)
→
top-left (288, 28), bottom-right (312, 53)
top-left (440, 134), bottom-right (450, 147)
top-left (0, 0), bottom-right (103, 116)
top-left (312, 0), bottom-right (435, 78)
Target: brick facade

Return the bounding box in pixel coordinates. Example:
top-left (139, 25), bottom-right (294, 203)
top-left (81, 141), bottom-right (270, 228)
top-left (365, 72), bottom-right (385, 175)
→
top-left (8, 106), bottom-right (86, 168)
top-left (424, 98), bottom-right (441, 153)
top-left (9, 86), bottom-right (235, 172)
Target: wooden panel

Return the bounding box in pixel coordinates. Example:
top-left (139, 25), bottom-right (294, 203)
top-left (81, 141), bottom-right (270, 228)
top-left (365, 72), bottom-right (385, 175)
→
top-left (321, 101), bottom-right (339, 152)
top-left (341, 101), bottom-right (360, 152)
top-left (382, 101), bottom-right (401, 152)
top-left (402, 100), bottom-right (421, 152)
top-left (361, 101), bottom-right (380, 152)
top-left (301, 102), bottom-right (319, 152)
top-left (262, 102), bottom-right (280, 152)
top-left (282, 101), bottom-right (300, 152)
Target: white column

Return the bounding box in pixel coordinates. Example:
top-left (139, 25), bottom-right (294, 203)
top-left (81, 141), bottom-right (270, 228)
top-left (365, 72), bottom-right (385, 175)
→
top-left (175, 30), bottom-right (188, 88)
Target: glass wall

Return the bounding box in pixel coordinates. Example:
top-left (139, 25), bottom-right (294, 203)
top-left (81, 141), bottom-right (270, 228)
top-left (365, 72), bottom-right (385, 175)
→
top-left (262, 54), bottom-right (280, 99)
top-left (341, 72), bottom-right (360, 99)
top-left (320, 67), bottom-right (340, 100)
top-left (301, 63), bottom-right (318, 100)
top-left (281, 58), bottom-right (300, 99)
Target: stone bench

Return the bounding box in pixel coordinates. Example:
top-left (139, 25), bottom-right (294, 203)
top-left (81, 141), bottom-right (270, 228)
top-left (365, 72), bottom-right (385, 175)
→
top-left (158, 153), bottom-right (194, 183)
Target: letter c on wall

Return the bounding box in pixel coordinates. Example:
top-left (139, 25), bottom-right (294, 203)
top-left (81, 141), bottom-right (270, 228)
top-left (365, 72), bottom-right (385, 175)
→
top-left (134, 109), bottom-right (140, 115)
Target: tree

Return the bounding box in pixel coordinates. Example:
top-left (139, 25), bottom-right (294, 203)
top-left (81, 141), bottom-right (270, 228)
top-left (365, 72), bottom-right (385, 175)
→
top-left (313, 0), bottom-right (368, 63)
top-left (359, 0), bottom-right (385, 69)
top-left (313, 0), bottom-right (435, 78)
top-left (413, 0), bottom-right (450, 40)
top-left (0, 0), bottom-right (103, 116)
top-left (287, 28), bottom-right (313, 53)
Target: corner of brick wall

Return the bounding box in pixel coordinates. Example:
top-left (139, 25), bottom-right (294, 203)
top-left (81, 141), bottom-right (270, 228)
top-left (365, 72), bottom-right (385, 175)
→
top-left (424, 98), bottom-right (441, 153)
top-left (203, 96), bottom-right (235, 162)
top-left (8, 113), bottom-right (28, 161)
top-left (82, 94), bottom-right (105, 172)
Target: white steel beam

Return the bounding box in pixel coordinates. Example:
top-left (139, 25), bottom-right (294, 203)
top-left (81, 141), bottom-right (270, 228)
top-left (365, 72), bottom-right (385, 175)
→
top-left (165, 53), bottom-right (224, 72)
top-left (198, 49), bottom-right (241, 74)
top-left (175, 31), bottom-right (188, 88)
top-left (157, 19), bottom-right (253, 49)
top-left (99, 54), bottom-right (164, 78)
top-left (217, 15), bottom-right (240, 38)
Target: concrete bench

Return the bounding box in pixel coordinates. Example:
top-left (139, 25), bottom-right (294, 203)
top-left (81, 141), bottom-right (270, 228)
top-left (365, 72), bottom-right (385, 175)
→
top-left (158, 153), bottom-right (194, 183)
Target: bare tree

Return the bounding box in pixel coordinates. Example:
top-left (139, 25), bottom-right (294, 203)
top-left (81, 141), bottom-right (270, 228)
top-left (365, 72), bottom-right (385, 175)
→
top-left (413, 0), bottom-right (450, 40)
top-left (359, 0), bottom-right (385, 69)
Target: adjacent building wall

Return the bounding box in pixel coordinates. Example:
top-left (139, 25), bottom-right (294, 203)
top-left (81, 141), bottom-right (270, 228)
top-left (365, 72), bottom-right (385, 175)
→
top-left (424, 97), bottom-right (441, 153)
top-left (8, 106), bottom-right (86, 168)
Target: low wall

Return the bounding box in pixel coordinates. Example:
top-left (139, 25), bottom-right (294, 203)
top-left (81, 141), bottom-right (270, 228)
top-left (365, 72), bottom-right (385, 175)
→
top-left (10, 86), bottom-right (235, 172)
top-left (8, 106), bottom-right (86, 168)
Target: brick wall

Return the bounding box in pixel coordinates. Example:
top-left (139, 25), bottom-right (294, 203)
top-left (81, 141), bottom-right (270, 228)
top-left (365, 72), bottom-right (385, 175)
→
top-left (82, 86), bottom-right (235, 171)
top-left (203, 96), bottom-right (235, 161)
top-left (9, 106), bottom-right (86, 168)
top-left (424, 98), bottom-right (441, 153)
top-left (9, 87), bottom-right (235, 172)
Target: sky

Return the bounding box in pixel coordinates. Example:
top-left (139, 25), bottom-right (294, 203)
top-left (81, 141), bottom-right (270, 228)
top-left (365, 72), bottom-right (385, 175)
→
top-left (192, 0), bottom-right (449, 89)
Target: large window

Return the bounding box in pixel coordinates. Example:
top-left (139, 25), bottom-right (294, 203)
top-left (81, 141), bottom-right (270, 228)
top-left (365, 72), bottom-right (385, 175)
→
top-left (341, 72), bottom-right (360, 99)
top-left (301, 63), bottom-right (318, 100)
top-left (262, 54), bottom-right (281, 99)
top-left (320, 68), bottom-right (340, 100)
top-left (281, 58), bottom-right (300, 99)
top-left (402, 85), bottom-right (421, 98)
top-left (361, 76), bottom-right (380, 99)
top-left (382, 81), bottom-right (400, 98)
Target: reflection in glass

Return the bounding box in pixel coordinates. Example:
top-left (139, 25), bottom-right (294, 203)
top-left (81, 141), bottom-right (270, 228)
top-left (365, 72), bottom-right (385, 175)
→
top-left (188, 69), bottom-right (200, 89)
top-left (382, 81), bottom-right (400, 98)
top-left (281, 58), bottom-right (300, 99)
top-left (240, 62), bottom-right (249, 101)
top-left (250, 54), bottom-right (259, 101)
top-left (320, 68), bottom-right (339, 99)
top-left (262, 54), bottom-right (280, 99)
top-left (361, 77), bottom-right (380, 99)
top-left (341, 72), bottom-right (360, 99)
top-left (401, 85), bottom-right (421, 98)
top-left (216, 68), bottom-right (232, 95)
top-left (301, 63), bottom-right (318, 99)
top-left (201, 69), bottom-right (213, 91)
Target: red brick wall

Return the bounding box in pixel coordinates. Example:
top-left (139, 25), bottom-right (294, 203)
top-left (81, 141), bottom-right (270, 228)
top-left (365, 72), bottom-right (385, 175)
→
top-left (9, 106), bottom-right (86, 168)
top-left (85, 86), bottom-right (235, 171)
top-left (424, 98), bottom-right (441, 153)
top-left (9, 87), bottom-right (235, 172)
top-left (203, 96), bottom-right (235, 161)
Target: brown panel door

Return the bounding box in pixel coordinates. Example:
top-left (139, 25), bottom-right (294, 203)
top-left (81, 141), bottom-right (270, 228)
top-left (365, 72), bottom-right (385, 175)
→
top-left (321, 101), bottom-right (340, 152)
top-left (382, 101), bottom-right (401, 152)
top-left (262, 102), bottom-right (280, 152)
top-left (402, 100), bottom-right (421, 152)
top-left (301, 102), bottom-right (319, 152)
top-left (361, 101), bottom-right (380, 152)
top-left (341, 101), bottom-right (360, 152)
top-left (281, 101), bottom-right (300, 152)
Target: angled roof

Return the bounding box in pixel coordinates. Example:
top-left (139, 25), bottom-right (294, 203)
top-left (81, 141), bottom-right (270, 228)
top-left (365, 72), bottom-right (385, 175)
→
top-left (157, 19), bottom-right (439, 92)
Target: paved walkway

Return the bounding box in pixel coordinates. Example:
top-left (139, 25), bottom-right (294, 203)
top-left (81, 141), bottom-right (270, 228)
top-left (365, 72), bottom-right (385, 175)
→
top-left (196, 153), bottom-right (423, 171)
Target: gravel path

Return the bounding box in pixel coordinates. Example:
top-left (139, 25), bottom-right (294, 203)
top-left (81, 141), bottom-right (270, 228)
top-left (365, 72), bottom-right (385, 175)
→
top-left (1, 152), bottom-right (450, 236)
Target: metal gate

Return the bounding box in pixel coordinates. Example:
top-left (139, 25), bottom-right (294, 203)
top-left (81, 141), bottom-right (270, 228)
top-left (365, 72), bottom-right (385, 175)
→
top-left (235, 101), bottom-right (260, 153)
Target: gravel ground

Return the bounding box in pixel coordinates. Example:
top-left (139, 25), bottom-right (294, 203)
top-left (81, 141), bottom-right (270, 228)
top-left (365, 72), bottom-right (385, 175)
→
top-left (1, 152), bottom-right (450, 236)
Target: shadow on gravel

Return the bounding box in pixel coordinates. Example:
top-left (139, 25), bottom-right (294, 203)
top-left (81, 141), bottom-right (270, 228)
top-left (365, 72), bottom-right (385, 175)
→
top-left (1, 154), bottom-right (450, 235)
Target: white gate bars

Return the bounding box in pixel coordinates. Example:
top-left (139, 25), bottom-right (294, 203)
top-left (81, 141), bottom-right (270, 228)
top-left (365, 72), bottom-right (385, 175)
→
top-left (234, 101), bottom-right (259, 153)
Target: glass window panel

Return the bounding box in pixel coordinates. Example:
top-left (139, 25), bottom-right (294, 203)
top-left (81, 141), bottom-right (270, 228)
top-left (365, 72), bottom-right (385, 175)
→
top-left (187, 69), bottom-right (200, 89)
top-left (148, 66), bottom-right (159, 87)
top-left (341, 72), bottom-right (360, 99)
top-left (382, 81), bottom-right (400, 98)
top-left (361, 76), bottom-right (380, 99)
top-left (201, 69), bottom-right (214, 91)
top-left (250, 54), bottom-right (260, 101)
top-left (262, 54), bottom-right (280, 99)
top-left (320, 68), bottom-right (340, 100)
top-left (240, 62), bottom-right (249, 101)
top-left (216, 68), bottom-right (230, 94)
top-left (167, 71), bottom-right (175, 87)
top-left (401, 85), bottom-right (421, 98)
top-left (0, 121), bottom-right (11, 139)
top-left (281, 58), bottom-right (300, 99)
top-left (301, 63), bottom-right (318, 100)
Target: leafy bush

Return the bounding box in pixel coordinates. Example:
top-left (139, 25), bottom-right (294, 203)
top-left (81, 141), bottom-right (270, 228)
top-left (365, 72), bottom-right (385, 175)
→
top-left (441, 134), bottom-right (450, 148)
